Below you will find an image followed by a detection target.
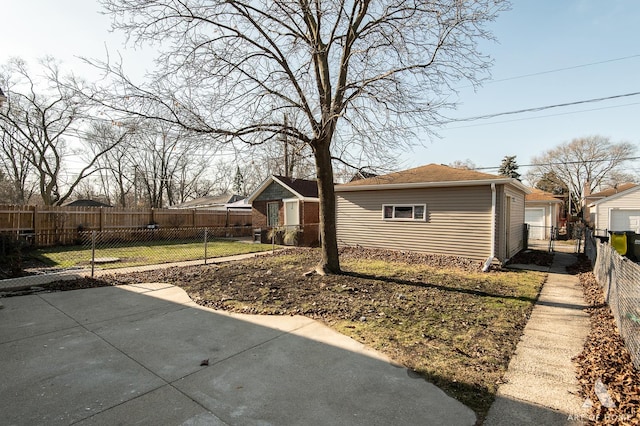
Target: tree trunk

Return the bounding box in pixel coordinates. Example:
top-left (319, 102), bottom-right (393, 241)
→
top-left (314, 139), bottom-right (341, 274)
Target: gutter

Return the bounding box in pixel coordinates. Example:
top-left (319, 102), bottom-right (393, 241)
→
top-left (483, 183), bottom-right (497, 272)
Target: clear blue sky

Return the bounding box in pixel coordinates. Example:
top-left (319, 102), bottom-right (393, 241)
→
top-left (2, 1), bottom-right (639, 174)
top-left (408, 1), bottom-right (640, 172)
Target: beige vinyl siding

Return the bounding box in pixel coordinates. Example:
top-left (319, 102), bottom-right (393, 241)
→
top-left (336, 186), bottom-right (493, 261)
top-left (504, 185), bottom-right (526, 259)
top-left (594, 189), bottom-right (640, 231)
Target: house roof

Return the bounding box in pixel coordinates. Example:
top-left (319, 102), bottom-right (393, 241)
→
top-left (525, 188), bottom-right (563, 203)
top-left (247, 175), bottom-right (319, 202)
top-left (336, 163), bottom-right (530, 193)
top-left (586, 182), bottom-right (638, 200)
top-left (64, 199), bottom-right (112, 207)
top-left (169, 194), bottom-right (240, 209)
top-left (589, 183), bottom-right (640, 206)
top-left (274, 176), bottom-right (318, 198)
top-left (224, 198), bottom-right (252, 209)
top-left (350, 170), bottom-right (379, 182)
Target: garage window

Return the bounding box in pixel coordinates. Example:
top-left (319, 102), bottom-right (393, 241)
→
top-left (382, 204), bottom-right (426, 221)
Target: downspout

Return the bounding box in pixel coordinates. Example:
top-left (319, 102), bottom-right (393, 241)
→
top-left (483, 183), bottom-right (497, 272)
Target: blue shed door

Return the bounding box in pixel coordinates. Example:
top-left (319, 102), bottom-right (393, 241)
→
top-left (267, 202), bottom-right (279, 227)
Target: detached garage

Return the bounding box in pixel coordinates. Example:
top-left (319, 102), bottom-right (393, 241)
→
top-left (525, 208), bottom-right (546, 240)
top-left (589, 184), bottom-right (640, 233)
top-left (335, 164), bottom-right (530, 268)
top-left (524, 189), bottom-right (563, 240)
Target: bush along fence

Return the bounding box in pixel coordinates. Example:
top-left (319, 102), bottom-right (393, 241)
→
top-left (585, 229), bottom-right (640, 369)
top-left (0, 227), bottom-right (273, 284)
top-left (0, 204), bottom-right (252, 247)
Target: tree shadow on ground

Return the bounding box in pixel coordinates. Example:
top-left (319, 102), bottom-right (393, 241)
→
top-left (343, 270), bottom-right (538, 304)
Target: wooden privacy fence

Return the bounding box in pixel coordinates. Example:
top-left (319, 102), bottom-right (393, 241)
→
top-left (0, 205), bottom-right (252, 247)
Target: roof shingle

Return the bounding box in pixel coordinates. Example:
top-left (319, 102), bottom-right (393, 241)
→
top-left (274, 176), bottom-right (318, 198)
top-left (525, 188), bottom-right (563, 202)
top-left (586, 182), bottom-right (638, 199)
top-left (338, 163), bottom-right (503, 187)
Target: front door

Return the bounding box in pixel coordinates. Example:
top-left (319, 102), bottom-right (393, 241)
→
top-left (284, 199), bottom-right (299, 227)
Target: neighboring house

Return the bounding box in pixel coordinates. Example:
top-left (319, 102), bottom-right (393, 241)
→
top-left (335, 163), bottom-right (530, 268)
top-left (584, 183), bottom-right (638, 227)
top-left (223, 198), bottom-right (252, 211)
top-left (64, 199), bottom-right (112, 207)
top-left (525, 188), bottom-right (563, 240)
top-left (588, 184), bottom-right (640, 234)
top-left (350, 170), bottom-right (378, 182)
top-left (247, 175), bottom-right (320, 246)
top-left (169, 193), bottom-right (244, 210)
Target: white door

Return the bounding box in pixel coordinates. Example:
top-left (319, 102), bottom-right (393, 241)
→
top-left (284, 200), bottom-right (299, 227)
top-left (610, 209), bottom-right (640, 233)
top-left (525, 208), bottom-right (546, 240)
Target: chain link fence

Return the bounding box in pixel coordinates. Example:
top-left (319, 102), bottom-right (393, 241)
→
top-left (586, 229), bottom-right (640, 369)
top-left (524, 223), bottom-right (585, 253)
top-left (1, 227), bottom-right (274, 287)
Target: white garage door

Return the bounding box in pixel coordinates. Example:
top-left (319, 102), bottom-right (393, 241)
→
top-left (525, 208), bottom-right (545, 240)
top-left (610, 210), bottom-right (640, 233)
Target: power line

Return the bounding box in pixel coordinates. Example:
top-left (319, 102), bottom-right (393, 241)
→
top-left (443, 91), bottom-right (640, 124)
top-left (444, 102), bottom-right (640, 130)
top-left (484, 54), bottom-right (640, 85)
top-left (475, 156), bottom-right (640, 171)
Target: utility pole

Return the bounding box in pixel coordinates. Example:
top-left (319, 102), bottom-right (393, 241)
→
top-left (283, 113), bottom-right (289, 177)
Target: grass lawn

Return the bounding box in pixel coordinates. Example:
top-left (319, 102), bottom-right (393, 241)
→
top-left (29, 239), bottom-right (275, 270)
top-left (106, 247), bottom-right (547, 421)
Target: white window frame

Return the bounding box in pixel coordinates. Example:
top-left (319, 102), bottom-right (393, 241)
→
top-left (382, 204), bottom-right (427, 221)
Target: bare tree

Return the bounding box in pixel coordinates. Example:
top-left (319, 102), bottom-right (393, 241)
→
top-left (449, 159), bottom-right (477, 170)
top-left (0, 125), bottom-right (36, 203)
top-left (128, 121), bottom-right (220, 207)
top-left (84, 121), bottom-right (138, 206)
top-left (0, 58), bottom-right (129, 205)
top-left (92, 0), bottom-right (509, 273)
top-left (172, 153), bottom-right (220, 204)
top-left (527, 136), bottom-right (637, 215)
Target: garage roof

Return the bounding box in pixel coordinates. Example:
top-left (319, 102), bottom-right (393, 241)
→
top-left (336, 163), bottom-right (530, 193)
top-left (589, 184), bottom-right (640, 206)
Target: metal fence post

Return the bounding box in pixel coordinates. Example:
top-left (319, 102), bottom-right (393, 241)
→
top-left (204, 228), bottom-right (208, 265)
top-left (91, 230), bottom-right (96, 278)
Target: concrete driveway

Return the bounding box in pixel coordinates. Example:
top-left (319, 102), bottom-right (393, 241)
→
top-left (0, 283), bottom-right (475, 425)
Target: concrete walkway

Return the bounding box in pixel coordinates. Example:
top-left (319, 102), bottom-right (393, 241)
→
top-left (485, 252), bottom-right (590, 425)
top-left (0, 282), bottom-right (476, 425)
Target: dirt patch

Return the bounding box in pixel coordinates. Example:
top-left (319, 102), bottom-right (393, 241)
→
top-left (507, 249), bottom-right (554, 267)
